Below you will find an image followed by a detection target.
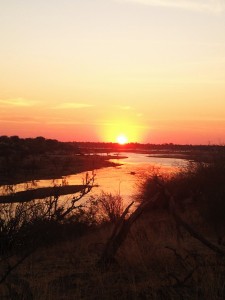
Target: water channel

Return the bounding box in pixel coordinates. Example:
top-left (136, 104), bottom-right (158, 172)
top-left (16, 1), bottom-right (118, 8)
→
top-left (1, 152), bottom-right (188, 203)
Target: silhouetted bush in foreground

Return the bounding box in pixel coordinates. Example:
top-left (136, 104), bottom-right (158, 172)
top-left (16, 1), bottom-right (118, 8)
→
top-left (139, 154), bottom-right (225, 242)
top-left (0, 173), bottom-right (95, 285)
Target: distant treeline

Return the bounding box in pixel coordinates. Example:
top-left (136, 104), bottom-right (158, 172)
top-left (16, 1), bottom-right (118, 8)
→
top-left (76, 141), bottom-right (225, 153)
top-left (0, 136), bottom-right (119, 185)
top-left (0, 135), bottom-right (81, 156)
top-left (0, 135), bottom-right (225, 156)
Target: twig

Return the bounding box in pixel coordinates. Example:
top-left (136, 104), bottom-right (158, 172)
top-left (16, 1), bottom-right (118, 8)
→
top-left (98, 193), bottom-right (160, 270)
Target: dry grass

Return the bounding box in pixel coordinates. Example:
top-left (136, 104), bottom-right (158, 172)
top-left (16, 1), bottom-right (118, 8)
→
top-left (2, 156), bottom-right (225, 299)
top-left (1, 207), bottom-right (225, 300)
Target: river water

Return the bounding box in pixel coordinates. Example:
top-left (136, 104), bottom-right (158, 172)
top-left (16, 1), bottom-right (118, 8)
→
top-left (1, 152), bottom-right (187, 203)
top-left (88, 152), bottom-right (187, 202)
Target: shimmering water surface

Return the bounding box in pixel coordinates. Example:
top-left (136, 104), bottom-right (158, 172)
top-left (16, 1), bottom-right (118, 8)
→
top-left (1, 152), bottom-right (187, 202)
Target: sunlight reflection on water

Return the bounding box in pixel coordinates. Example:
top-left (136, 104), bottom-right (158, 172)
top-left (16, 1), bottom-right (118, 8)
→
top-left (0, 152), bottom-right (187, 204)
top-left (87, 152), bottom-right (187, 203)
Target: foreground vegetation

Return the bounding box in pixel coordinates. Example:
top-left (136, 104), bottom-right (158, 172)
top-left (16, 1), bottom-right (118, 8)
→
top-left (1, 137), bottom-right (225, 299)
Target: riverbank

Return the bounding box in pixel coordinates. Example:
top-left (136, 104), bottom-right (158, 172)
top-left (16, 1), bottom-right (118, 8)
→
top-left (0, 184), bottom-right (95, 203)
top-left (147, 149), bottom-right (220, 162)
top-left (0, 154), bottom-right (127, 186)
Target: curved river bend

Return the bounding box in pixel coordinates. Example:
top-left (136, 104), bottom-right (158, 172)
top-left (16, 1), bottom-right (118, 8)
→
top-left (1, 152), bottom-right (187, 203)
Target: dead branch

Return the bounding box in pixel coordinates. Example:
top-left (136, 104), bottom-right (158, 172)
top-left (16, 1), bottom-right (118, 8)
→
top-left (172, 208), bottom-right (225, 256)
top-left (98, 192), bottom-right (160, 270)
top-left (165, 246), bottom-right (189, 266)
top-left (167, 266), bottom-right (198, 288)
top-left (156, 178), bottom-right (225, 257)
top-left (98, 172), bottom-right (225, 271)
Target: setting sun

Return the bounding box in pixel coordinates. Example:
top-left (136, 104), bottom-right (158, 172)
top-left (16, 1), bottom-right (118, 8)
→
top-left (1, 1), bottom-right (225, 145)
top-left (116, 134), bottom-right (128, 145)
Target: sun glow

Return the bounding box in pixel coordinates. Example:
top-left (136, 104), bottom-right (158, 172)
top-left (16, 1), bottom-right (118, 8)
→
top-left (101, 118), bottom-right (142, 143)
top-left (116, 134), bottom-right (128, 145)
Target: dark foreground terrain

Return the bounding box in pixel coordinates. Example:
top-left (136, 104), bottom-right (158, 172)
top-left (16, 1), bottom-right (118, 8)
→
top-left (1, 136), bottom-right (225, 299)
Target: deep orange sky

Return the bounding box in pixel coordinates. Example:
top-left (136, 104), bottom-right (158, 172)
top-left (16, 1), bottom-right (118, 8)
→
top-left (1, 0), bottom-right (225, 144)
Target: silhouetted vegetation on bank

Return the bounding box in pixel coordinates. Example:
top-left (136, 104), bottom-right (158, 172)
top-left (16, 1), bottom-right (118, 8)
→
top-left (1, 135), bottom-right (224, 186)
top-left (77, 140), bottom-right (225, 155)
top-left (1, 136), bottom-right (225, 299)
top-left (0, 184), bottom-right (92, 203)
top-left (1, 135), bottom-right (224, 156)
top-left (0, 136), bottom-right (124, 185)
top-left (0, 135), bottom-right (81, 156)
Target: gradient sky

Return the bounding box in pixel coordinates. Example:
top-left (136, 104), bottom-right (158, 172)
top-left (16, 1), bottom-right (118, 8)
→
top-left (1, 0), bottom-right (225, 144)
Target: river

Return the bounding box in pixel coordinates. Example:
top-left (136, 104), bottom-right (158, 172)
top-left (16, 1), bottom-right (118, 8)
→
top-left (0, 152), bottom-right (187, 203)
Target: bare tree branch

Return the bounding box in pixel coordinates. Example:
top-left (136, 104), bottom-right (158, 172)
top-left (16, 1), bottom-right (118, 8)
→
top-left (155, 178), bottom-right (225, 257)
top-left (98, 192), bottom-right (160, 269)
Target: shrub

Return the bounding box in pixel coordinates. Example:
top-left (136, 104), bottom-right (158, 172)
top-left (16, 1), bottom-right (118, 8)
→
top-left (88, 191), bottom-right (124, 224)
top-left (139, 154), bottom-right (225, 241)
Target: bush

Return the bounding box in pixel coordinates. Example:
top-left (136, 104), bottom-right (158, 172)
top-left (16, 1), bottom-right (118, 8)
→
top-left (139, 155), bottom-right (225, 241)
top-left (88, 191), bottom-right (124, 224)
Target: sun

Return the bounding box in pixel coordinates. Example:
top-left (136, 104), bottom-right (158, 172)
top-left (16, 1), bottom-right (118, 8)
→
top-left (116, 134), bottom-right (128, 145)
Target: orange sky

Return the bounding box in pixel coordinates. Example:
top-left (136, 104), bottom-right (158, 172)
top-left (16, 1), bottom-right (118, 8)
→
top-left (1, 0), bottom-right (225, 144)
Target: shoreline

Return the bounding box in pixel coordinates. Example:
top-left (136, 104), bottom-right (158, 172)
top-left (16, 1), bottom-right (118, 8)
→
top-left (1, 150), bottom-right (205, 187)
top-left (0, 184), bottom-right (93, 203)
top-left (0, 154), bottom-right (126, 186)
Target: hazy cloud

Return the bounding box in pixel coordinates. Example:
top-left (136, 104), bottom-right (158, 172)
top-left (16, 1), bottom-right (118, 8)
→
top-left (0, 98), bottom-right (38, 107)
top-left (115, 0), bottom-right (225, 13)
top-left (47, 120), bottom-right (84, 125)
top-left (117, 105), bottom-right (133, 110)
top-left (0, 116), bottom-right (40, 124)
top-left (53, 103), bottom-right (94, 109)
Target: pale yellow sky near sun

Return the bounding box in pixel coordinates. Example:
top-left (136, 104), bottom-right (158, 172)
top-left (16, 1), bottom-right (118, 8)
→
top-left (0, 0), bottom-right (225, 144)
